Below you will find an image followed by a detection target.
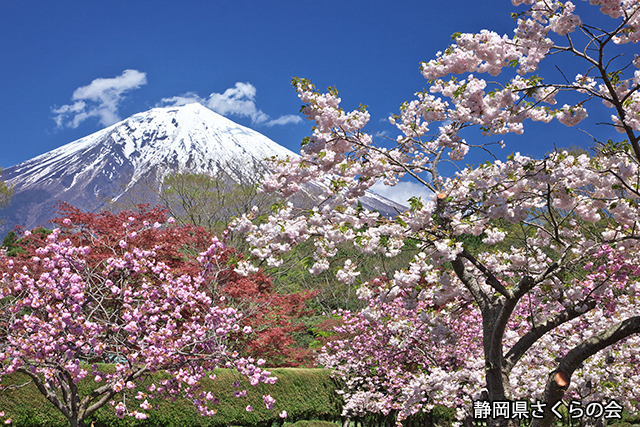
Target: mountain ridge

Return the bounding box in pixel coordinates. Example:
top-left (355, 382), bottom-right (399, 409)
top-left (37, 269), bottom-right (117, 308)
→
top-left (0, 103), bottom-right (405, 234)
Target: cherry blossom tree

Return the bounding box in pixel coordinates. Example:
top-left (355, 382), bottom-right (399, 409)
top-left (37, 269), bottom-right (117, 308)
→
top-left (43, 203), bottom-right (317, 367)
top-left (0, 213), bottom-right (276, 427)
top-left (233, 1), bottom-right (640, 426)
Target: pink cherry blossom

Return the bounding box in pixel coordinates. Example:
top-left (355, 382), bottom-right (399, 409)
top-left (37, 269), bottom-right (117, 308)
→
top-left (234, 2), bottom-right (640, 426)
top-left (0, 221), bottom-right (277, 425)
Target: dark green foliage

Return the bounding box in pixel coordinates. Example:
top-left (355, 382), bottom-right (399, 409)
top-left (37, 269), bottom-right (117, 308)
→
top-left (611, 405), bottom-right (640, 425)
top-left (1, 227), bottom-right (52, 256)
top-left (1, 231), bottom-right (25, 256)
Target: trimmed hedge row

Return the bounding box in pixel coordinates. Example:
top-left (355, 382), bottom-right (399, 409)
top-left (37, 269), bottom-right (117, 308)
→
top-left (283, 422), bottom-right (339, 427)
top-left (0, 368), bottom-right (342, 427)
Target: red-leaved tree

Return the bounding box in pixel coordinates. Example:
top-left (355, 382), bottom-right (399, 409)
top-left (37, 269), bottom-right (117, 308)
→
top-left (42, 202), bottom-right (317, 367)
top-left (0, 203), bottom-right (314, 426)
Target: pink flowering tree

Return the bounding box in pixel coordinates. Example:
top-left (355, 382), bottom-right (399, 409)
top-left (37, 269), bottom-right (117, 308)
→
top-left (0, 220), bottom-right (276, 427)
top-left (319, 277), bottom-right (485, 422)
top-left (233, 1), bottom-right (640, 426)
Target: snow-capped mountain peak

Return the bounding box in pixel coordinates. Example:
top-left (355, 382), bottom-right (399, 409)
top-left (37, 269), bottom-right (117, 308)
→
top-left (0, 103), bottom-right (403, 233)
top-left (9, 103), bottom-right (296, 194)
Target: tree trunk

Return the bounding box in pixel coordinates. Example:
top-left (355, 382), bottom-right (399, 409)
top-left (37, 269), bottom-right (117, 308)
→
top-left (482, 306), bottom-right (519, 427)
top-left (68, 417), bottom-right (86, 427)
top-left (583, 415), bottom-right (605, 427)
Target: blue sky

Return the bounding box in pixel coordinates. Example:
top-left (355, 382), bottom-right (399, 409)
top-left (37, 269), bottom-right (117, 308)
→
top-left (1, 1), bottom-right (636, 203)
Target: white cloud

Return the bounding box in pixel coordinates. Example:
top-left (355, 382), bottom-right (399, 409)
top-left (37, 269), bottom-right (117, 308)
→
top-left (370, 180), bottom-right (433, 206)
top-left (53, 69), bottom-right (147, 128)
top-left (207, 82), bottom-right (268, 124)
top-left (157, 92), bottom-right (202, 107)
top-left (265, 114), bottom-right (304, 127)
top-left (160, 82), bottom-right (303, 127)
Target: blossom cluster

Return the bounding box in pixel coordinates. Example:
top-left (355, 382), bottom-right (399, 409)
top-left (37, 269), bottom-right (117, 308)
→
top-left (0, 217), bottom-right (277, 422)
top-left (319, 284), bottom-right (484, 421)
top-left (233, 2), bottom-right (640, 424)
top-left (322, 249), bottom-right (640, 420)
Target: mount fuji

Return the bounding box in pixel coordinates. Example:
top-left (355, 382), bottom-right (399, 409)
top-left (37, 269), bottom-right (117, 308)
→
top-left (0, 103), bottom-right (405, 234)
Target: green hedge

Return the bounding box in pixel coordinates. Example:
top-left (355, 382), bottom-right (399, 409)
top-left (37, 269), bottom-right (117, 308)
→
top-left (0, 368), bottom-right (342, 427)
top-left (283, 422), bottom-right (339, 427)
top-left (0, 367), bottom-right (466, 427)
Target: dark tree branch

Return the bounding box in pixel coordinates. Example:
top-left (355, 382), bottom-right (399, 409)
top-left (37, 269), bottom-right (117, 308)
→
top-left (459, 249), bottom-right (511, 298)
top-left (530, 315), bottom-right (640, 427)
top-left (17, 368), bottom-right (71, 419)
top-left (504, 299), bottom-right (597, 373)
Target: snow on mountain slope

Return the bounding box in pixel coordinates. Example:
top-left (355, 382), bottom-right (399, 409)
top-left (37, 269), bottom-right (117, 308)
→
top-left (8, 103), bottom-right (297, 194)
top-left (0, 103), bottom-right (405, 233)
